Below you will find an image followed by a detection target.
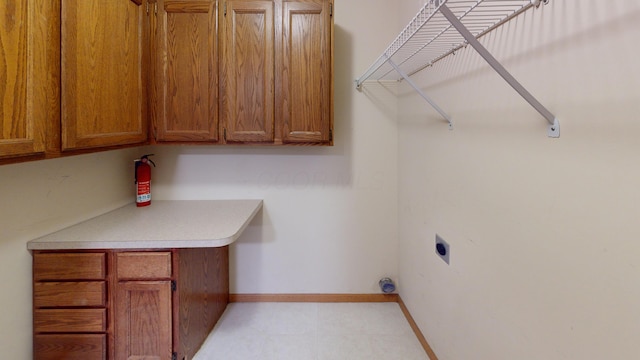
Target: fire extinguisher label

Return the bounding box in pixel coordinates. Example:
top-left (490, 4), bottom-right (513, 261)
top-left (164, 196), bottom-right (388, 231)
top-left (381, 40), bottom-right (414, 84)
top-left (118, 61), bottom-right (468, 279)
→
top-left (137, 181), bottom-right (151, 203)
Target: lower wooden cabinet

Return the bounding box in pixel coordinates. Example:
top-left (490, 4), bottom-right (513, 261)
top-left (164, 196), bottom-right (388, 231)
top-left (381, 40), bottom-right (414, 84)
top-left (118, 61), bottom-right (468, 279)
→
top-left (32, 247), bottom-right (229, 360)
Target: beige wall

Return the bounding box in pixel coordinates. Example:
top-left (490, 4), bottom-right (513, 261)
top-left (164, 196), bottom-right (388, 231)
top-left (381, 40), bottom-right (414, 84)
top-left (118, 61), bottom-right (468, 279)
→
top-left (397, 1), bottom-right (640, 359)
top-left (0, 148), bottom-right (141, 358)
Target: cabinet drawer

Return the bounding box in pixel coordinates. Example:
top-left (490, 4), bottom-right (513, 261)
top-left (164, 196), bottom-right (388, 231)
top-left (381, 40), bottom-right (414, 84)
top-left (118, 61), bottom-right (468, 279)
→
top-left (116, 252), bottom-right (172, 279)
top-left (34, 253), bottom-right (106, 280)
top-left (35, 309), bottom-right (107, 333)
top-left (34, 334), bottom-right (106, 360)
top-left (34, 282), bottom-right (106, 308)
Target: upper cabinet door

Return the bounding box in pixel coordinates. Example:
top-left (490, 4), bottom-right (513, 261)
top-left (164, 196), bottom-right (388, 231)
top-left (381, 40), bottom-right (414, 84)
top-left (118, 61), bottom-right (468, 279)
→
top-left (153, 0), bottom-right (218, 142)
top-left (279, 0), bottom-right (333, 144)
top-left (220, 0), bottom-right (275, 144)
top-left (61, 0), bottom-right (148, 151)
top-left (0, 0), bottom-right (58, 159)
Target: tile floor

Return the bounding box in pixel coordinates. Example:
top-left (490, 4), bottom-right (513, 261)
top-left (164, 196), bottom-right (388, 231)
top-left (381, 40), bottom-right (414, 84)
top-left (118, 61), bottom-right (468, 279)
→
top-left (193, 302), bottom-right (429, 360)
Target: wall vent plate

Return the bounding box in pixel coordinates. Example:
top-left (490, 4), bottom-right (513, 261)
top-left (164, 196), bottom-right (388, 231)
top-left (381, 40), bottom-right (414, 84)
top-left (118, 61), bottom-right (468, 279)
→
top-left (435, 234), bottom-right (450, 265)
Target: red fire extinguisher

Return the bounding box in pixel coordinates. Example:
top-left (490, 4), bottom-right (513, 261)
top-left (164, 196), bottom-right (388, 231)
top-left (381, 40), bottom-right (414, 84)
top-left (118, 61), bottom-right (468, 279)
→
top-left (135, 154), bottom-right (156, 207)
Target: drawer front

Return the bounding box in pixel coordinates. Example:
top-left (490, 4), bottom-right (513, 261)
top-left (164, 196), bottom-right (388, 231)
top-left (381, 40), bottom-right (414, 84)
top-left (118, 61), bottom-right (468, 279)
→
top-left (34, 253), bottom-right (106, 281)
top-left (34, 334), bottom-right (106, 360)
top-left (34, 282), bottom-right (106, 308)
top-left (116, 252), bottom-right (172, 280)
top-left (34, 309), bottom-right (107, 333)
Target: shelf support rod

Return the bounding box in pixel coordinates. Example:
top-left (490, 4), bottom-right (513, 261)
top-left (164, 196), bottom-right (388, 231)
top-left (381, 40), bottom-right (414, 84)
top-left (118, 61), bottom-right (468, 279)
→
top-left (439, 4), bottom-right (559, 138)
top-left (385, 55), bottom-right (453, 129)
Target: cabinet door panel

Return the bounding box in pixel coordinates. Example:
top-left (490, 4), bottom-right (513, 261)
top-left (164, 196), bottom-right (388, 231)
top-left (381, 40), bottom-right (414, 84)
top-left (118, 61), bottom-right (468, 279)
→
top-left (279, 0), bottom-right (332, 144)
top-left (116, 281), bottom-right (173, 360)
top-left (61, 0), bottom-right (147, 150)
top-left (154, 0), bottom-right (218, 142)
top-left (221, 0), bottom-right (274, 143)
top-left (0, 0), bottom-right (57, 158)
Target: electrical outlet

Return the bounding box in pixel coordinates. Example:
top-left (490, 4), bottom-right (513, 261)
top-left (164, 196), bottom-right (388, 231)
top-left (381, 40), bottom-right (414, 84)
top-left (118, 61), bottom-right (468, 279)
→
top-left (435, 234), bottom-right (450, 265)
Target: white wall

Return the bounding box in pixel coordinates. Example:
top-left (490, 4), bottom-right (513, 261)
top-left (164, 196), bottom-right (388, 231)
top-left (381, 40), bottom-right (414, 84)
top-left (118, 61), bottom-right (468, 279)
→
top-left (397, 1), bottom-right (640, 359)
top-left (0, 148), bottom-right (141, 359)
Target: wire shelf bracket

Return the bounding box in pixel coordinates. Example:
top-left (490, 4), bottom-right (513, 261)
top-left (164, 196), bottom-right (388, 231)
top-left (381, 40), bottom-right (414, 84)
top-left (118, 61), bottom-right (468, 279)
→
top-left (386, 55), bottom-right (454, 130)
top-left (355, 0), bottom-right (559, 138)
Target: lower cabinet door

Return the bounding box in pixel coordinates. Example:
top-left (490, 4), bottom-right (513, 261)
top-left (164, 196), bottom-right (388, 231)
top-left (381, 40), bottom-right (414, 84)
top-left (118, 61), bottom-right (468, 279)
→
top-left (115, 281), bottom-right (173, 359)
top-left (34, 334), bottom-right (106, 360)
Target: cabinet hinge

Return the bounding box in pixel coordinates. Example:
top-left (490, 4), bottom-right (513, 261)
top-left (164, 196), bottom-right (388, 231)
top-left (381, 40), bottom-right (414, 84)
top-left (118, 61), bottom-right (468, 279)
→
top-left (172, 352), bottom-right (177, 360)
top-left (171, 280), bottom-right (177, 292)
top-left (224, 2), bottom-right (227, 16)
top-left (330, 3), bottom-right (333, 17)
top-left (145, 2), bottom-right (149, 14)
top-left (329, 128), bottom-right (333, 142)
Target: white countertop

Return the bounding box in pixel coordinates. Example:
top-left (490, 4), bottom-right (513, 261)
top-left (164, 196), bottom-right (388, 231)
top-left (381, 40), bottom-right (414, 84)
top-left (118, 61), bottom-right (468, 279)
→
top-left (27, 200), bottom-right (263, 250)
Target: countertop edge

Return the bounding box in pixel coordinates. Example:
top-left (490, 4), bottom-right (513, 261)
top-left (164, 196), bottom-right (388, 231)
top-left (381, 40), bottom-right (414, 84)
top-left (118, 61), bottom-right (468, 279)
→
top-left (27, 200), bottom-right (263, 251)
top-left (26, 238), bottom-right (236, 250)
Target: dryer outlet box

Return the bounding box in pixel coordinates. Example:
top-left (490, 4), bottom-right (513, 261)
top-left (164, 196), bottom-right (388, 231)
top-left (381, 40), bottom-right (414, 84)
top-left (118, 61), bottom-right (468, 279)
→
top-left (435, 234), bottom-right (450, 265)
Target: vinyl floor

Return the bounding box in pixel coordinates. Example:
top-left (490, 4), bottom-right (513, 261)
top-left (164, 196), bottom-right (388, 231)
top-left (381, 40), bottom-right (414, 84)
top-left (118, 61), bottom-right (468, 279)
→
top-left (192, 302), bottom-right (429, 360)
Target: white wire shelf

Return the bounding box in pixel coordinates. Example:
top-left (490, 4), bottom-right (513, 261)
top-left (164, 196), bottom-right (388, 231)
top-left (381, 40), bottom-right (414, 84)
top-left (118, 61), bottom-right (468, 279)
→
top-left (356, 0), bottom-right (559, 138)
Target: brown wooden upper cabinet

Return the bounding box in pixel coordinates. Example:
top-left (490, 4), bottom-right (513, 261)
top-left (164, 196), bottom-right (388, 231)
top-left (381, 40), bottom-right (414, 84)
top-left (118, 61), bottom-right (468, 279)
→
top-left (0, 0), bottom-right (58, 160)
top-left (1, 0), bottom-right (333, 163)
top-left (152, 0), bottom-right (333, 145)
top-left (61, 0), bottom-right (149, 151)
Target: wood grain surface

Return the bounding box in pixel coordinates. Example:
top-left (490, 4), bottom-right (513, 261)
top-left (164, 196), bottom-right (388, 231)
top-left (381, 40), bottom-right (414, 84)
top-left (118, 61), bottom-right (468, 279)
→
top-left (154, 0), bottom-right (218, 142)
top-left (0, 0), bottom-right (56, 158)
top-left (221, 0), bottom-right (275, 143)
top-left (61, 0), bottom-right (147, 150)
